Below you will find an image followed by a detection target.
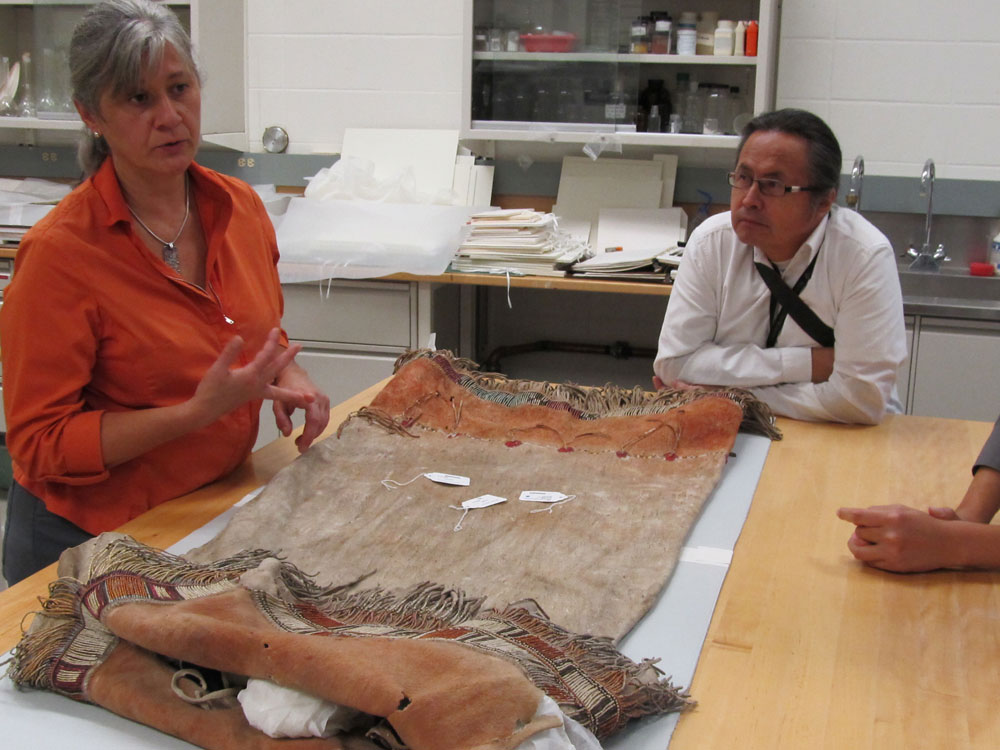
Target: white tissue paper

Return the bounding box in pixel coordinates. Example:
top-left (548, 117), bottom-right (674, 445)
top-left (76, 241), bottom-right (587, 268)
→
top-left (237, 678), bottom-right (360, 739)
top-left (515, 695), bottom-right (605, 750)
top-left (238, 679), bottom-right (603, 748)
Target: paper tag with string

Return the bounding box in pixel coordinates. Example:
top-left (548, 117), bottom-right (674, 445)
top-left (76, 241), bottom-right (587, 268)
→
top-left (519, 490), bottom-right (571, 503)
top-left (382, 471), bottom-right (470, 490)
top-left (519, 490), bottom-right (576, 514)
top-left (450, 494), bottom-right (507, 532)
top-left (425, 472), bottom-right (470, 486)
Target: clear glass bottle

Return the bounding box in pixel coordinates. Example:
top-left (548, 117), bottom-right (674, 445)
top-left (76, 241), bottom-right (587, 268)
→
top-left (36, 48), bottom-right (59, 114)
top-left (16, 51), bottom-right (36, 118)
top-left (703, 85), bottom-right (726, 134)
top-left (586, 0), bottom-right (615, 52)
top-left (729, 85), bottom-right (752, 134)
top-left (0, 57), bottom-right (11, 116)
top-left (488, 27), bottom-right (503, 52)
top-left (681, 79), bottom-right (703, 134)
top-left (605, 77), bottom-right (627, 125)
top-left (647, 104), bottom-right (662, 133)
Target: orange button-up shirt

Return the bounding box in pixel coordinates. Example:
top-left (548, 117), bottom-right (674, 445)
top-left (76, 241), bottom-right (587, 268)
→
top-left (1, 159), bottom-right (288, 534)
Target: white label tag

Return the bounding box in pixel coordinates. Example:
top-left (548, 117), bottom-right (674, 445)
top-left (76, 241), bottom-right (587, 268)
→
top-left (424, 472), bottom-right (470, 486)
top-left (462, 494), bottom-right (507, 509)
top-left (679, 546), bottom-right (733, 567)
top-left (519, 490), bottom-right (570, 504)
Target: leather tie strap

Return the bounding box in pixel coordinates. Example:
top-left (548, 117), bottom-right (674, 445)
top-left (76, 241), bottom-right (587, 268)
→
top-left (754, 251), bottom-right (835, 348)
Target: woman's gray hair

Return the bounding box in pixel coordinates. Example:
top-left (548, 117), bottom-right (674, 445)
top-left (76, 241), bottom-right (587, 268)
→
top-left (70, 0), bottom-right (200, 176)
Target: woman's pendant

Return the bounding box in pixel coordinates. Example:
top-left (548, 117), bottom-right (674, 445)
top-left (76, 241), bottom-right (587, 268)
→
top-left (162, 242), bottom-right (181, 272)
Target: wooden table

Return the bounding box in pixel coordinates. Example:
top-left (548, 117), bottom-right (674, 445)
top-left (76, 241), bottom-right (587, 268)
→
top-left (388, 271), bottom-right (673, 297)
top-left (1, 399), bottom-right (997, 749)
top-left (670, 415), bottom-right (998, 750)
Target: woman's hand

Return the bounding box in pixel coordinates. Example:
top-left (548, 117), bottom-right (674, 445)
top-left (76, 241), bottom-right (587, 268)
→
top-left (101, 329), bottom-right (306, 467)
top-left (190, 328), bottom-right (306, 425)
top-left (271, 359), bottom-right (331, 453)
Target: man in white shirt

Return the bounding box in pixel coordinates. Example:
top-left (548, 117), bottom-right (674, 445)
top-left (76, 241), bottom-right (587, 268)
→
top-left (653, 109), bottom-right (907, 424)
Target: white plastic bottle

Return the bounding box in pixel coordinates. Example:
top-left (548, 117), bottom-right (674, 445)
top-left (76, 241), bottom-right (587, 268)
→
top-left (991, 230), bottom-right (1000, 272)
top-left (714, 20), bottom-right (735, 56)
top-left (733, 20), bottom-right (746, 56)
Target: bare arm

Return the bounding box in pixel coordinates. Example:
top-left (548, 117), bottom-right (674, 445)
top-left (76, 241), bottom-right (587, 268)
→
top-left (100, 329), bottom-right (309, 467)
top-left (837, 467), bottom-right (1000, 572)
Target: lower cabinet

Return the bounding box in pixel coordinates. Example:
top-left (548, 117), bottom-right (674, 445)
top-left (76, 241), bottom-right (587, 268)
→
top-left (908, 317), bottom-right (1000, 421)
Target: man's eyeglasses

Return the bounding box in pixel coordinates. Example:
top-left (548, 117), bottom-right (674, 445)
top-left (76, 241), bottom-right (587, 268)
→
top-left (727, 171), bottom-right (823, 197)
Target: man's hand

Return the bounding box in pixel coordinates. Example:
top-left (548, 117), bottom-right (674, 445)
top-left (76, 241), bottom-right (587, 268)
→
top-left (652, 375), bottom-right (700, 391)
top-left (811, 346), bottom-right (834, 383)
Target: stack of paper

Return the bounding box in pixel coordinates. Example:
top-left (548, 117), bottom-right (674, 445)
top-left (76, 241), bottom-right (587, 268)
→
top-left (450, 209), bottom-right (588, 277)
top-left (570, 246), bottom-right (682, 282)
top-left (569, 206), bottom-right (687, 282)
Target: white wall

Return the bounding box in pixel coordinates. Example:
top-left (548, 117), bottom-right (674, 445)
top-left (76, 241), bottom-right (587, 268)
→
top-left (245, 0), bottom-right (1000, 180)
top-left (245, 0), bottom-right (465, 154)
top-left (777, 0), bottom-right (1000, 181)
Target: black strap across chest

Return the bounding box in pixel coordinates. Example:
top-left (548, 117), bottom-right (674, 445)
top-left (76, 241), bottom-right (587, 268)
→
top-left (754, 251), bottom-right (835, 348)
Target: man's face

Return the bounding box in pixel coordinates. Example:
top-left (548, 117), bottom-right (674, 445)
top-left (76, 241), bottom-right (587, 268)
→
top-left (729, 130), bottom-right (834, 262)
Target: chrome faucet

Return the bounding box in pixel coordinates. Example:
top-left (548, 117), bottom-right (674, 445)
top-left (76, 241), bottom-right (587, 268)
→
top-left (907, 158), bottom-right (949, 271)
top-left (846, 155), bottom-right (863, 212)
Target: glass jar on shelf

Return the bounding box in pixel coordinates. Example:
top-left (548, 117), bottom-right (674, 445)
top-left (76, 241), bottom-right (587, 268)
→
top-left (650, 13), bottom-right (672, 54)
top-left (702, 84), bottom-right (726, 134)
top-left (629, 16), bottom-right (650, 54)
top-left (586, 0), bottom-right (615, 52)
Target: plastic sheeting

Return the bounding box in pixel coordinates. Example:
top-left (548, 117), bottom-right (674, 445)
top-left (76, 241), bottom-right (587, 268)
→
top-left (274, 197), bottom-right (476, 281)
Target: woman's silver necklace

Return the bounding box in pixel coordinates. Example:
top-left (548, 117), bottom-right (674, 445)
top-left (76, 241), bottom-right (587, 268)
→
top-left (127, 176), bottom-right (190, 273)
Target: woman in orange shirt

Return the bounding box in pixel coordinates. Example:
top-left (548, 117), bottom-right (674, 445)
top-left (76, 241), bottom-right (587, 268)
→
top-left (0, 0), bottom-right (330, 584)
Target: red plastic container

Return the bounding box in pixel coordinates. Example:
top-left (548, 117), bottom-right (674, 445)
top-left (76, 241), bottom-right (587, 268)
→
top-left (969, 261), bottom-right (996, 277)
top-left (519, 33), bottom-right (577, 53)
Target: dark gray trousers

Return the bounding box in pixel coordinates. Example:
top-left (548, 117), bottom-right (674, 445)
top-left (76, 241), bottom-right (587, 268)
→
top-left (2, 480), bottom-right (92, 586)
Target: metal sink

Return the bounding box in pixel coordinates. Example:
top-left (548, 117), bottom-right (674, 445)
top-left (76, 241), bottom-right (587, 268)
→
top-left (898, 268), bottom-right (1000, 301)
top-left (897, 267), bottom-right (1000, 322)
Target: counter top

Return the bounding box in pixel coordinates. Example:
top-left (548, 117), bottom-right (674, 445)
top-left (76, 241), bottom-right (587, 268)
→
top-left (2, 386), bottom-right (998, 748)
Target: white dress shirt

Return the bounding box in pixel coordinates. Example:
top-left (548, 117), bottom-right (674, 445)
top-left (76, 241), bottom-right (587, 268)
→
top-left (654, 205), bottom-right (907, 424)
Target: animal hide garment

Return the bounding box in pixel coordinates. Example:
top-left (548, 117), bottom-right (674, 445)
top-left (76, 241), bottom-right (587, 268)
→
top-left (9, 534), bottom-right (688, 749)
top-left (189, 350), bottom-right (773, 641)
top-left (8, 351), bottom-right (775, 749)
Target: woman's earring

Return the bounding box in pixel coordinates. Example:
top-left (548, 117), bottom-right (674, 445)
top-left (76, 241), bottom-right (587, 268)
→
top-left (93, 131), bottom-right (101, 138)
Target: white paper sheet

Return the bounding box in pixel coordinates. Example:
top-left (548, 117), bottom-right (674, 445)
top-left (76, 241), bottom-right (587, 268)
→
top-left (341, 128), bottom-right (460, 200)
top-left (590, 206), bottom-right (687, 260)
top-left (653, 153), bottom-right (679, 208)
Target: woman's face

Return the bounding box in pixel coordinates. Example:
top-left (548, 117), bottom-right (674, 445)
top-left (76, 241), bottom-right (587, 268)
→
top-left (78, 43), bottom-right (201, 185)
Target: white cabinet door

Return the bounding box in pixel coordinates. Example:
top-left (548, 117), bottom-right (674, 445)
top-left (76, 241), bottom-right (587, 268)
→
top-left (910, 319), bottom-right (1000, 421)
